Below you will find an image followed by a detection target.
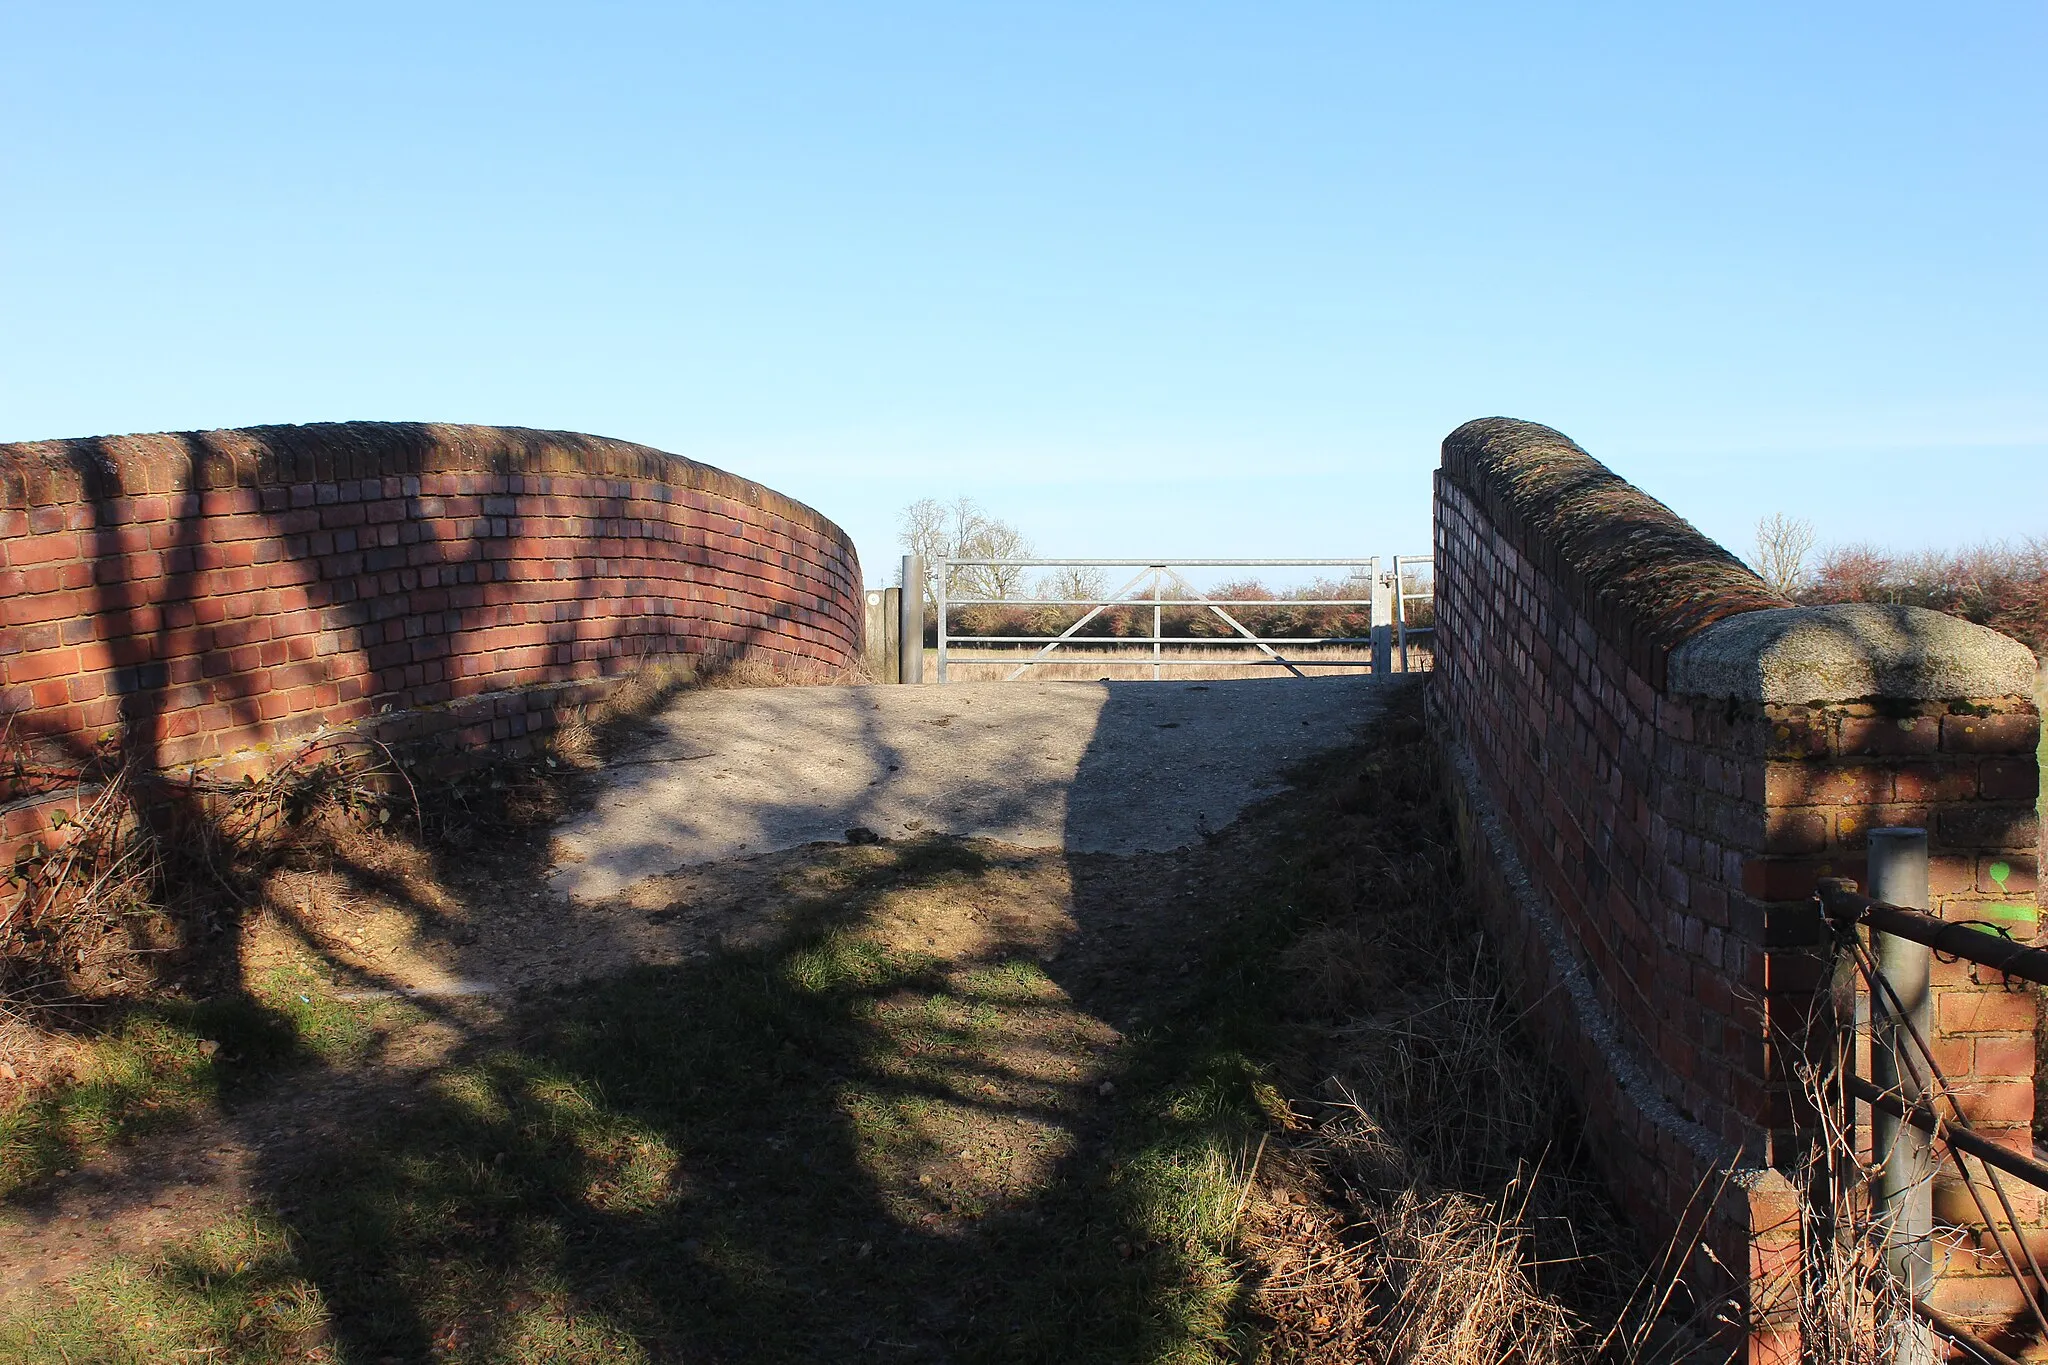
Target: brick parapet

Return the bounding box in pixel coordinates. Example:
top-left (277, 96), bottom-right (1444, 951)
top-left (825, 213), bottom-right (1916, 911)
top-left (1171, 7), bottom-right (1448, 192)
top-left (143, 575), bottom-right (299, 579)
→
top-left (1433, 417), bottom-right (2043, 1354)
top-left (0, 422), bottom-right (864, 861)
top-left (1438, 417), bottom-right (1789, 690)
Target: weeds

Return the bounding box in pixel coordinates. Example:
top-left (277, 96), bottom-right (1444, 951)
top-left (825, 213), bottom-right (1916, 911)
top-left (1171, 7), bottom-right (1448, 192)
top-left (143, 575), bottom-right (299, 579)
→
top-left (0, 731), bottom-right (412, 1019)
top-left (1800, 536), bottom-right (2048, 654)
top-left (1229, 698), bottom-right (1671, 1364)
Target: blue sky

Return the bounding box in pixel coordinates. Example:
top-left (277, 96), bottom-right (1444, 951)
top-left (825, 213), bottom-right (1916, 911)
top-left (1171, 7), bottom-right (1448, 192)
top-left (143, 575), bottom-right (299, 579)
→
top-left (4, 2), bottom-right (2042, 588)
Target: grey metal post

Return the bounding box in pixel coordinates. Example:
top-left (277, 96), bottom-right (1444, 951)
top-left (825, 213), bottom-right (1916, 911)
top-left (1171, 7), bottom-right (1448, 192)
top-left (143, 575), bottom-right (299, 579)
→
top-left (1392, 555), bottom-right (1409, 674)
top-left (1370, 560), bottom-right (1393, 676)
top-left (934, 557), bottom-right (949, 684)
top-left (898, 556), bottom-right (924, 685)
top-left (1869, 825), bottom-right (1934, 1360)
top-left (1152, 574), bottom-right (1162, 681)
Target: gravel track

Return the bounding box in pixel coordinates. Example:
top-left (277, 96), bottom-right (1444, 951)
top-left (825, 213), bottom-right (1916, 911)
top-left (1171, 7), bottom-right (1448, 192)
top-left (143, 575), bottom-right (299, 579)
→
top-left (550, 676), bottom-right (1389, 900)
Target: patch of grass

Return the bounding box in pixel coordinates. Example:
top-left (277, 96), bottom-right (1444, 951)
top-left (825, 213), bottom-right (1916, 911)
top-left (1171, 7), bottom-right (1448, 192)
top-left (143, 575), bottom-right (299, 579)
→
top-left (246, 960), bottom-right (393, 1065)
top-left (0, 965), bottom-right (405, 1198)
top-left (0, 1012), bottom-right (221, 1197)
top-left (0, 1213), bottom-right (332, 1363)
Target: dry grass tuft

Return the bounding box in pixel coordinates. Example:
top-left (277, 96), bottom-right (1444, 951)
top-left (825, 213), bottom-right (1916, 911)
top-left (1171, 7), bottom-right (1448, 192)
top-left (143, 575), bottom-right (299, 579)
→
top-left (1361, 1185), bottom-right (1580, 1362)
top-left (1250, 984), bottom-right (1616, 1365)
top-left (1246, 695), bottom-right (1948, 1363)
top-left (1773, 1024), bottom-right (1924, 1361)
top-left (1233, 695), bottom-right (1694, 1364)
top-left (692, 650), bottom-right (866, 690)
top-left (0, 648), bottom-right (832, 1093)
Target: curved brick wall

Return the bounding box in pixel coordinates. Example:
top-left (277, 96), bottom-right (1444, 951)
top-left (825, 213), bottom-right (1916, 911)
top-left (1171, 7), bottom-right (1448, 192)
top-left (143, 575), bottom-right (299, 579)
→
top-left (1433, 418), bottom-right (2042, 1355)
top-left (0, 422), bottom-right (862, 815)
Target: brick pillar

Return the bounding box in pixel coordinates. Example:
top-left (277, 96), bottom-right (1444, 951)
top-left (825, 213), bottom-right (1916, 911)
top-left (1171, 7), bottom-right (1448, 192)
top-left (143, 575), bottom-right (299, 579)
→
top-left (1671, 604), bottom-right (2043, 1343)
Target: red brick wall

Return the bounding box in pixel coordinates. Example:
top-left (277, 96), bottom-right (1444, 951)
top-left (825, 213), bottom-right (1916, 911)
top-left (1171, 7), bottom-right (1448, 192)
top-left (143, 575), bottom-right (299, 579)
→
top-left (1431, 419), bottom-right (2042, 1357)
top-left (0, 422), bottom-right (863, 851)
top-left (1767, 696), bottom-right (2043, 1333)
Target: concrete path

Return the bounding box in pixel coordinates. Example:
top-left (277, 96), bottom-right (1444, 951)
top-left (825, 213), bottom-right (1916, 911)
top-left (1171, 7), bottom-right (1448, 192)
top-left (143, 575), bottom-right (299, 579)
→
top-left (549, 677), bottom-right (1387, 900)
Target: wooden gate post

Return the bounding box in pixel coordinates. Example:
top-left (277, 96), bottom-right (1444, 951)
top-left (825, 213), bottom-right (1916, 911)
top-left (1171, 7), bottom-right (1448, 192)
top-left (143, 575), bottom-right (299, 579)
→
top-left (864, 588), bottom-right (901, 683)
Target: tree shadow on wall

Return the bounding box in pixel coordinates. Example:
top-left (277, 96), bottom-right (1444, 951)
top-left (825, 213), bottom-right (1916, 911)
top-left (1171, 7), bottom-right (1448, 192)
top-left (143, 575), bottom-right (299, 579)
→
top-left (0, 427), bottom-right (856, 1230)
top-left (4, 424), bottom-right (844, 1021)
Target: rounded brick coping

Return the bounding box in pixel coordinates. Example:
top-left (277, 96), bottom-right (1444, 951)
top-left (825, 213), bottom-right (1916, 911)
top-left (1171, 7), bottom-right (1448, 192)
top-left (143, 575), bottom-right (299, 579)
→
top-left (0, 419), bottom-right (865, 786)
top-left (1667, 603), bottom-right (2040, 704)
top-left (1440, 418), bottom-right (1790, 684)
top-left (0, 421), bottom-right (850, 548)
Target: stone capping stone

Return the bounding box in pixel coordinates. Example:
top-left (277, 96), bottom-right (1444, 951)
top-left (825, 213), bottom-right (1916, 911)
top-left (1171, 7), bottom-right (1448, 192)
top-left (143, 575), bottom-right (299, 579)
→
top-left (1439, 417), bottom-right (1791, 687)
top-left (1667, 603), bottom-right (2040, 703)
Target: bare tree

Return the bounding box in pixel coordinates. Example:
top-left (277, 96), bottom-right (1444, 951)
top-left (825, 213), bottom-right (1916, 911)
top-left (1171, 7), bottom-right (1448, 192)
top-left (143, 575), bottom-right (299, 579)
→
top-left (898, 497), bottom-right (950, 605)
top-left (896, 496), bottom-right (1035, 607)
top-left (960, 506), bottom-right (1034, 602)
top-left (1752, 513), bottom-right (1817, 597)
top-left (1038, 563), bottom-right (1108, 604)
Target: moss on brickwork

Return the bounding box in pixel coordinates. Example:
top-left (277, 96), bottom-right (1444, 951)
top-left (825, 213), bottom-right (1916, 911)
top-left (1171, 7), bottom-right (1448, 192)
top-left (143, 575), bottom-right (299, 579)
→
top-left (1441, 418), bottom-right (1791, 685)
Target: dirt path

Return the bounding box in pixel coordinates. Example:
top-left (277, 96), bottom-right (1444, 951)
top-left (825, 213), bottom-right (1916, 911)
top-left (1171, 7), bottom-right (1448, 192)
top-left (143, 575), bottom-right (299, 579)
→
top-left (2, 678), bottom-right (1387, 1321)
top-left (551, 676), bottom-right (1385, 899)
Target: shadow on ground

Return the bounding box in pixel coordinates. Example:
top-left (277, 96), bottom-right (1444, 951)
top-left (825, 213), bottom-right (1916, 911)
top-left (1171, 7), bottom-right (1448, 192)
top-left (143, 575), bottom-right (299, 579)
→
top-left (4, 678), bottom-right (1357, 1363)
top-left (0, 679), bottom-right (1648, 1363)
top-left (246, 839), bottom-right (1252, 1363)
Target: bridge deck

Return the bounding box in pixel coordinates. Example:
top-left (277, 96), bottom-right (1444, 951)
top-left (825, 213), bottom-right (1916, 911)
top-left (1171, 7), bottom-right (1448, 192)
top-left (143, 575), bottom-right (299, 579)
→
top-left (549, 676), bottom-right (1389, 902)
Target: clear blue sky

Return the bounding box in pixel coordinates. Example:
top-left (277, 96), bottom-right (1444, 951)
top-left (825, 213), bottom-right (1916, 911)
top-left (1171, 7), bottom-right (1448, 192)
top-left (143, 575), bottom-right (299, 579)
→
top-left (5, 2), bottom-right (2043, 588)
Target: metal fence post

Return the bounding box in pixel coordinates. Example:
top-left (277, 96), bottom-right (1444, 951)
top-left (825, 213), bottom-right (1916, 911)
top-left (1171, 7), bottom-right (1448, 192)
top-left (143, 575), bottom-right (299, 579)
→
top-left (934, 557), bottom-right (949, 684)
top-left (1392, 555), bottom-right (1409, 674)
top-left (1152, 573), bottom-right (1162, 681)
top-left (1370, 559), bottom-right (1392, 676)
top-left (1869, 825), bottom-right (1935, 1360)
top-left (898, 555), bottom-right (924, 685)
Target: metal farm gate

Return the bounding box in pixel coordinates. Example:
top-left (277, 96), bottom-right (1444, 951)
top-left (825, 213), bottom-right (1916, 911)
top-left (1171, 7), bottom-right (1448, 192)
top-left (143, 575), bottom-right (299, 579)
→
top-left (883, 556), bottom-right (1434, 684)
